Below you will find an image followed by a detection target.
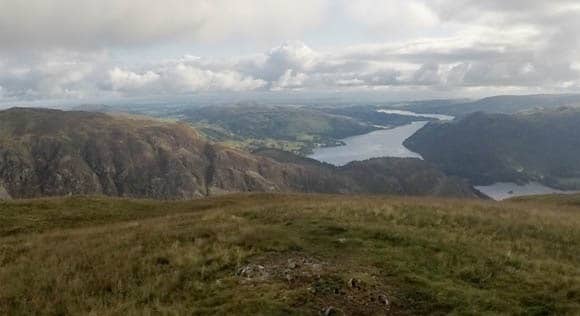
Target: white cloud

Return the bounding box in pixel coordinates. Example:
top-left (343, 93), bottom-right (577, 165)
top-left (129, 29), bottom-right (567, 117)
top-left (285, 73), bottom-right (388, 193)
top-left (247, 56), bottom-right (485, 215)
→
top-left (163, 64), bottom-right (266, 92)
top-left (271, 70), bottom-right (309, 91)
top-left (0, 1), bottom-right (579, 101)
top-left (107, 63), bottom-right (266, 96)
top-left (0, 51), bottom-right (108, 100)
top-left (2, 37), bottom-right (579, 100)
top-left (108, 68), bottom-right (160, 92)
top-left (258, 41), bottom-right (320, 82)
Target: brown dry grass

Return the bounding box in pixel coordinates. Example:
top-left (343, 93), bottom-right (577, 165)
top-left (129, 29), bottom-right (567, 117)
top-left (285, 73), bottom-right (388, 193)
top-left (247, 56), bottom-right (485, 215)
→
top-left (1, 194), bottom-right (579, 315)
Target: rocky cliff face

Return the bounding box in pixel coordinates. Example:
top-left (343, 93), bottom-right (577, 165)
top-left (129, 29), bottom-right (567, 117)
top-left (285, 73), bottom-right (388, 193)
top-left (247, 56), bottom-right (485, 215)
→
top-left (0, 108), bottom-right (481, 199)
top-left (0, 109), bottom-right (210, 199)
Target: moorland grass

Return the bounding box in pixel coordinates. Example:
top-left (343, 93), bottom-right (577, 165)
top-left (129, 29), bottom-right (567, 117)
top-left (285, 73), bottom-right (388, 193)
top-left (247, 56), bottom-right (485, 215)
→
top-left (1, 194), bottom-right (579, 315)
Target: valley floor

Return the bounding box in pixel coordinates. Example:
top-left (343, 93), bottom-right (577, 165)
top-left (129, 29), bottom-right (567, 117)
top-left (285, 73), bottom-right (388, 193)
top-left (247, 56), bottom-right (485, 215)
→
top-left (1, 194), bottom-right (579, 315)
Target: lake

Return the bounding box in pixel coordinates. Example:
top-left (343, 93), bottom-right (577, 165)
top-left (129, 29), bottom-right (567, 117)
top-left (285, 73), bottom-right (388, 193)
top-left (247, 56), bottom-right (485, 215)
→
top-left (377, 109), bottom-right (454, 121)
top-left (475, 182), bottom-right (577, 201)
top-left (308, 121), bottom-right (427, 166)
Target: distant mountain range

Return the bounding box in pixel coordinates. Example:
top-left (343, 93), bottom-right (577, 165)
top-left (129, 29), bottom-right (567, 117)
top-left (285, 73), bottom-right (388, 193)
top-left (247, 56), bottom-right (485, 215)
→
top-left (405, 107), bottom-right (580, 190)
top-left (399, 94), bottom-right (580, 116)
top-left (0, 108), bottom-right (481, 199)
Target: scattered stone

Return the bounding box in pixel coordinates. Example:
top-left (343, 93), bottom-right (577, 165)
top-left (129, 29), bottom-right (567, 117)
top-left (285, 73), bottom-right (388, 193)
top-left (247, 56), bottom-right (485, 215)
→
top-left (310, 263), bottom-right (322, 271)
top-left (347, 278), bottom-right (362, 289)
top-left (237, 264), bottom-right (270, 280)
top-left (378, 294), bottom-right (390, 306)
top-left (284, 269), bottom-right (294, 283)
top-left (322, 306), bottom-right (338, 316)
top-left (288, 259), bottom-right (299, 269)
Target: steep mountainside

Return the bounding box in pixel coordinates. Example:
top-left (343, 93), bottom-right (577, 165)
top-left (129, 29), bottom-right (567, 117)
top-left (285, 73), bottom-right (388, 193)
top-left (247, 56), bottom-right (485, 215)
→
top-left (254, 148), bottom-right (483, 198)
top-left (0, 108), bottom-right (480, 199)
top-left (405, 108), bottom-right (580, 189)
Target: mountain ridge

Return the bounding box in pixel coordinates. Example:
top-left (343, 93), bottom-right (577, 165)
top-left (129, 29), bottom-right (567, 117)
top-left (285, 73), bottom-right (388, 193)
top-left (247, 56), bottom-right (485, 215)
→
top-left (405, 107), bottom-right (580, 189)
top-left (0, 108), bottom-right (481, 199)
top-left (401, 93), bottom-right (580, 116)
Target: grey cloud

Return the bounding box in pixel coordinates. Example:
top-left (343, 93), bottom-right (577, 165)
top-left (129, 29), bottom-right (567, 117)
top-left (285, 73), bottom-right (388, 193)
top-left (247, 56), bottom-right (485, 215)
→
top-left (0, 51), bottom-right (108, 100)
top-left (413, 64), bottom-right (441, 85)
top-left (1, 1), bottom-right (579, 100)
top-left (0, 0), bottom-right (329, 50)
top-left (428, 0), bottom-right (578, 22)
top-left (2, 38), bottom-right (579, 101)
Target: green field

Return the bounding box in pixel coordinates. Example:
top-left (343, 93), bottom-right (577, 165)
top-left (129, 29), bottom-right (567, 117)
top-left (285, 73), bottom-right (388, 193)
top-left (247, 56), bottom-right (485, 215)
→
top-left (1, 194), bottom-right (579, 315)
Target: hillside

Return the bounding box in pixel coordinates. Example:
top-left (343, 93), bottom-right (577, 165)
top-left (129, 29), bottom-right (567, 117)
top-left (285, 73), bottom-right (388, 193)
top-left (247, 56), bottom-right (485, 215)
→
top-left (0, 108), bottom-right (480, 199)
top-left (400, 94), bottom-right (580, 117)
top-left (254, 148), bottom-right (483, 198)
top-left (180, 104), bottom-right (380, 154)
top-left (316, 105), bottom-right (435, 127)
top-left (1, 194), bottom-right (579, 315)
top-left (405, 108), bottom-right (580, 189)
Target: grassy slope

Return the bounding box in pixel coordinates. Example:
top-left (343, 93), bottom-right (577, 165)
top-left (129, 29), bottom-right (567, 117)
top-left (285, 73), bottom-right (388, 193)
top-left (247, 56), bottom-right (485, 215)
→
top-left (182, 105), bottom-right (378, 155)
top-left (1, 194), bottom-right (579, 315)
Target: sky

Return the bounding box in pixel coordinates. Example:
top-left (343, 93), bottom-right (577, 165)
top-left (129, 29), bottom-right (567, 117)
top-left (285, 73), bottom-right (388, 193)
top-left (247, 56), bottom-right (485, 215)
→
top-left (0, 0), bottom-right (579, 104)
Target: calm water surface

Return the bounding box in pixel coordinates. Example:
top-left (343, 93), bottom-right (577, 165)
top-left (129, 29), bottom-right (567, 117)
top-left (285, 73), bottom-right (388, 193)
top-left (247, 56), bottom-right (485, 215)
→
top-left (308, 121), bottom-right (427, 166)
top-left (309, 108), bottom-right (578, 200)
top-left (377, 109), bottom-right (454, 121)
top-left (475, 182), bottom-right (577, 200)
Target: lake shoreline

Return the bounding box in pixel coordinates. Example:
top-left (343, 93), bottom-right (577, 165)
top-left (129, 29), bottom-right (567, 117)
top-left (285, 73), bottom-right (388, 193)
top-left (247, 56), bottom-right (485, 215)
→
top-left (308, 121), bottom-right (428, 166)
top-left (308, 108), bottom-right (453, 166)
top-left (475, 182), bottom-right (580, 200)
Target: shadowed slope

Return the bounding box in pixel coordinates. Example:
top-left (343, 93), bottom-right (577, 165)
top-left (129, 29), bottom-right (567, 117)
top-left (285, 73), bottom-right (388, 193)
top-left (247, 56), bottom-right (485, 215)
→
top-left (405, 108), bottom-right (580, 190)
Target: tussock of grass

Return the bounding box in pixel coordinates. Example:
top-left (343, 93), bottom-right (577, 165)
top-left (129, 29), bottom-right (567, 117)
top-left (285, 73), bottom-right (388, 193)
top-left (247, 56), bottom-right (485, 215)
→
top-left (1, 194), bottom-right (579, 315)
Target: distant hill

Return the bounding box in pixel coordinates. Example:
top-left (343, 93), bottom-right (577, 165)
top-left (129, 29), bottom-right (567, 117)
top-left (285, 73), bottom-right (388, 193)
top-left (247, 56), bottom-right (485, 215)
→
top-left (401, 94), bottom-right (580, 116)
top-left (69, 104), bottom-right (116, 113)
top-left (405, 107), bottom-right (580, 189)
top-left (316, 104), bottom-right (435, 126)
top-left (180, 104), bottom-right (380, 154)
top-left (0, 108), bottom-right (480, 199)
top-left (181, 103), bottom-right (445, 155)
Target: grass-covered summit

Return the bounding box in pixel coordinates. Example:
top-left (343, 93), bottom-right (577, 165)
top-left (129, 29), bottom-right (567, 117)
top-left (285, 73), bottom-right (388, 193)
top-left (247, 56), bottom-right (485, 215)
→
top-left (1, 193), bottom-right (579, 315)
